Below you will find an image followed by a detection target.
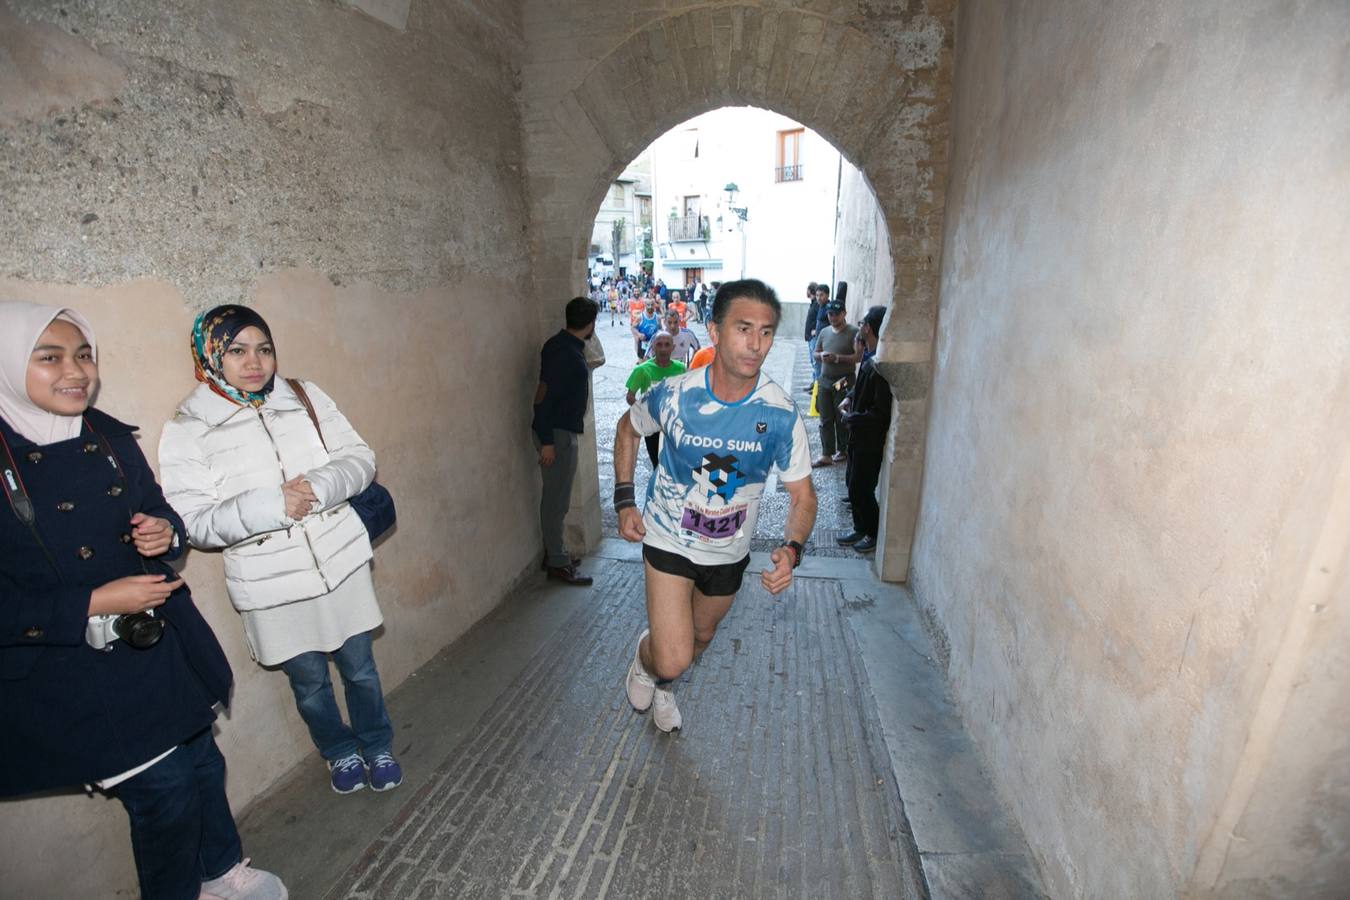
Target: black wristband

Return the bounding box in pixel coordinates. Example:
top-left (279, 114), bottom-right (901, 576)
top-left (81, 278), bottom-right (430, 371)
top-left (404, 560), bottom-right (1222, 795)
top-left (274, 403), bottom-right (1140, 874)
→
top-left (613, 481), bottom-right (637, 512)
top-left (782, 540), bottom-right (804, 568)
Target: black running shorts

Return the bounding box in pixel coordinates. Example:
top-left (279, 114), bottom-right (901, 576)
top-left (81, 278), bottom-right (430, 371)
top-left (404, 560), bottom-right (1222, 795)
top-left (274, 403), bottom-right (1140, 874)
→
top-left (642, 543), bottom-right (751, 597)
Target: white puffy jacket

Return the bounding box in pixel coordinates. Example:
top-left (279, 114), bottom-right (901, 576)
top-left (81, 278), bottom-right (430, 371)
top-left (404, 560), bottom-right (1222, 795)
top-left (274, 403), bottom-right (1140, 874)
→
top-left (158, 379), bottom-right (376, 613)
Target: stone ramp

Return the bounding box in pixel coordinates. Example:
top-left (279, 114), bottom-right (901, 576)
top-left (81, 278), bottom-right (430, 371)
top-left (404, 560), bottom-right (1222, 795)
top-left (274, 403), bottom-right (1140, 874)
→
top-left (324, 557), bottom-right (927, 899)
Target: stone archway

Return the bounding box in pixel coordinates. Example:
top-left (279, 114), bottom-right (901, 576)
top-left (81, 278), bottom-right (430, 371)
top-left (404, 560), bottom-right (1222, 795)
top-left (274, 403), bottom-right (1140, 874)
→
top-left (520, 1), bottom-right (956, 580)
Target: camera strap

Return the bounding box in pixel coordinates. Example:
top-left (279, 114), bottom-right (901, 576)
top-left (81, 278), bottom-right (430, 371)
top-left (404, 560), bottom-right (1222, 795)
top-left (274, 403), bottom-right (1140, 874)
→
top-left (0, 425), bottom-right (61, 577)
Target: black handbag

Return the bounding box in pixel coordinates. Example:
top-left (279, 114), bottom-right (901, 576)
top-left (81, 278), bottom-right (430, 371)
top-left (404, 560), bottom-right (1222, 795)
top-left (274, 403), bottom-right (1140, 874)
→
top-left (286, 378), bottom-right (396, 542)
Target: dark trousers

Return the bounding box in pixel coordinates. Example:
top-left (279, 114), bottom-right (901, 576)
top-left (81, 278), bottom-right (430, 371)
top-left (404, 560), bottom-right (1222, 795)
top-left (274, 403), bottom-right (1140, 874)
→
top-left (538, 429), bottom-right (579, 568)
top-left (848, 445), bottom-right (884, 538)
top-left (817, 377), bottom-right (852, 456)
top-left (113, 727), bottom-right (242, 900)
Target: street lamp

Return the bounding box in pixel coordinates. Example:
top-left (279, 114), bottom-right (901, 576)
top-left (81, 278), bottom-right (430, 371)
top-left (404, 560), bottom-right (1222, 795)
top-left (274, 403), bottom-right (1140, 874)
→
top-left (723, 183), bottom-right (748, 278)
top-left (723, 183), bottom-right (748, 223)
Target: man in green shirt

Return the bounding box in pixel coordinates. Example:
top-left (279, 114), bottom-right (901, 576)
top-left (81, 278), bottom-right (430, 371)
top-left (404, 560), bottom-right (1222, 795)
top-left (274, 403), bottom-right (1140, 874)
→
top-left (626, 331), bottom-right (686, 466)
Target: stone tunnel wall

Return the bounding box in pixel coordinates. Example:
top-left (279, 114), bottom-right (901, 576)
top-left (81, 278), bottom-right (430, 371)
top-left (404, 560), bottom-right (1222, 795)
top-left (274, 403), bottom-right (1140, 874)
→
top-left (0, 1), bottom-right (534, 894)
top-left (911, 0), bottom-right (1350, 896)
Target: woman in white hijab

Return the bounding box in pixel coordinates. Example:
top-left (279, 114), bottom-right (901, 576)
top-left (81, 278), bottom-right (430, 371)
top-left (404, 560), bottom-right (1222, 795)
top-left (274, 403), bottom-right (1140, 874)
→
top-left (0, 301), bottom-right (286, 900)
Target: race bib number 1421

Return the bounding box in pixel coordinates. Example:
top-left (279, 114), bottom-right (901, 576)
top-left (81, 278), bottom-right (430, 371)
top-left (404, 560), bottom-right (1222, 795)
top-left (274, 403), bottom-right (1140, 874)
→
top-left (680, 506), bottom-right (746, 539)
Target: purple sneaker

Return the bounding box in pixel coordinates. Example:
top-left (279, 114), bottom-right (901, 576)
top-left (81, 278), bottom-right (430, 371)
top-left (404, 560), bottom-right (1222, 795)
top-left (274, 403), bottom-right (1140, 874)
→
top-left (328, 753), bottom-right (366, 794)
top-left (367, 752), bottom-right (403, 792)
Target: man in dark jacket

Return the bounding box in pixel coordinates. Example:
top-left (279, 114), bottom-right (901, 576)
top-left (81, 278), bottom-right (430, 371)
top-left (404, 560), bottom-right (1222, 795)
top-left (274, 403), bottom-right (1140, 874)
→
top-left (836, 305), bottom-right (892, 553)
top-left (806, 282), bottom-right (831, 390)
top-left (532, 296), bottom-right (601, 585)
top-left (801, 281), bottom-right (819, 393)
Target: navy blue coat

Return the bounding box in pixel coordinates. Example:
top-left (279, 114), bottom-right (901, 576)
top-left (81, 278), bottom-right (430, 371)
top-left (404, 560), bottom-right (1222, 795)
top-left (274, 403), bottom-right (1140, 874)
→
top-left (0, 409), bottom-right (232, 797)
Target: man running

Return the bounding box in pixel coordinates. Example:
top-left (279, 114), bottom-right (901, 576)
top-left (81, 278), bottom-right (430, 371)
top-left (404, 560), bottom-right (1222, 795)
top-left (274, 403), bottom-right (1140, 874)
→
top-left (613, 279), bottom-right (818, 732)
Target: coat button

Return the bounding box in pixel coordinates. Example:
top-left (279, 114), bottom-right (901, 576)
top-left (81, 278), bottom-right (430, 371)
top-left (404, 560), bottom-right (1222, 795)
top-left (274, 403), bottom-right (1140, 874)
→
top-left (83, 442), bottom-right (100, 454)
top-left (22, 626), bottom-right (43, 640)
top-left (56, 501), bottom-right (75, 512)
top-left (76, 546), bottom-right (95, 560)
top-left (120, 533), bottom-right (133, 544)
top-left (107, 485), bottom-right (124, 497)
top-left (26, 451), bottom-right (42, 463)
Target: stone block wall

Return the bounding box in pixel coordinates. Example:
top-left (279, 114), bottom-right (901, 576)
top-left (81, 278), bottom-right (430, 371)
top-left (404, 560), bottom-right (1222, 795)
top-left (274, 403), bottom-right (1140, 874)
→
top-left (0, 1), bottom-right (532, 894)
top-left (913, 0), bottom-right (1350, 895)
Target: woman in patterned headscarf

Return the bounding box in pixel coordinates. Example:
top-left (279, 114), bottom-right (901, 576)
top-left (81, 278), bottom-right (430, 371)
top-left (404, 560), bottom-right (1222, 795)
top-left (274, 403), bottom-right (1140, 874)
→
top-left (159, 305), bottom-right (403, 797)
top-left (0, 300), bottom-right (284, 900)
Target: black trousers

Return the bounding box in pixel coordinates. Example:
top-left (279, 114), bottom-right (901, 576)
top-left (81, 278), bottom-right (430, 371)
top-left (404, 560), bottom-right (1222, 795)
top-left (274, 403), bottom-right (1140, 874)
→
top-left (848, 445), bottom-right (884, 538)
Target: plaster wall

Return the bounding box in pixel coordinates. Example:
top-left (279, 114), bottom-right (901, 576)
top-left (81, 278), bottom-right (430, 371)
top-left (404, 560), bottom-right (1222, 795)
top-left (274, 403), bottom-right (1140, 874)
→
top-left (0, 2), bottom-right (533, 895)
top-left (833, 161), bottom-right (894, 322)
top-left (912, 0), bottom-right (1350, 896)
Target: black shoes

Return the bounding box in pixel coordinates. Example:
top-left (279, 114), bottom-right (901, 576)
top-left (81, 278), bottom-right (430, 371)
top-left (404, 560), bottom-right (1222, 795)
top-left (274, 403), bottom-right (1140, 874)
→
top-left (546, 564), bottom-right (593, 586)
top-left (853, 536), bottom-right (877, 553)
top-left (836, 531), bottom-right (864, 546)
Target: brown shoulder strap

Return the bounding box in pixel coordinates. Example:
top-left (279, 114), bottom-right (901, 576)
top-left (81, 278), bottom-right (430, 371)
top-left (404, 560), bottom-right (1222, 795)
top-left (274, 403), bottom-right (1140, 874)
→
top-left (285, 378), bottom-right (328, 450)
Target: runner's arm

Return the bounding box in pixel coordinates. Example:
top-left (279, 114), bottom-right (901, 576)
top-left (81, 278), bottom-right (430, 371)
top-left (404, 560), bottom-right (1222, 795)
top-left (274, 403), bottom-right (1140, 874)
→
top-left (614, 410), bottom-right (641, 486)
top-left (614, 411), bottom-right (646, 541)
top-left (762, 475), bottom-right (817, 595)
top-left (782, 475), bottom-right (817, 548)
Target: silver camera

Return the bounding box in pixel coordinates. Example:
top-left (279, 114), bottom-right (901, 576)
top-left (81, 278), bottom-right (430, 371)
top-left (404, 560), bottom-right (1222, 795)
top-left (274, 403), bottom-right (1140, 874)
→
top-left (85, 611), bottom-right (163, 650)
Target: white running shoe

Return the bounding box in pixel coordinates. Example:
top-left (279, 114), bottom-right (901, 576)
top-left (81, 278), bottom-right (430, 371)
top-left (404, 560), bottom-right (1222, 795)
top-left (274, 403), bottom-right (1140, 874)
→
top-left (625, 629), bottom-right (655, 712)
top-left (652, 686), bottom-right (682, 733)
top-left (200, 859), bottom-right (288, 900)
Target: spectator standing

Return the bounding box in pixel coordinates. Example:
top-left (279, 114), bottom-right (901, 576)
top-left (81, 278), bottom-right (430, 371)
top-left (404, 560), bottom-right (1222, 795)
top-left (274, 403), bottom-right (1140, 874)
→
top-left (530, 297), bottom-right (602, 586)
top-left (160, 305), bottom-right (406, 797)
top-left (809, 283), bottom-right (831, 390)
top-left (836, 306), bottom-right (891, 553)
top-left (811, 298), bottom-right (860, 467)
top-left (802, 281), bottom-right (819, 392)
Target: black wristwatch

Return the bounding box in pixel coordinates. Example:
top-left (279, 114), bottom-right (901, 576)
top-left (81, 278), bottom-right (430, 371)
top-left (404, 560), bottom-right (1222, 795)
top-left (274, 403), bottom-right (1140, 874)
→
top-left (781, 540), bottom-right (804, 568)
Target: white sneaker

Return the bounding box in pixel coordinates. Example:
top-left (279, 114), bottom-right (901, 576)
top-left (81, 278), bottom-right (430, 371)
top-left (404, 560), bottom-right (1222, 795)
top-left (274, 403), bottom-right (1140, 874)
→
top-left (652, 686), bottom-right (682, 733)
top-left (200, 859), bottom-right (288, 900)
top-left (625, 629), bottom-right (655, 712)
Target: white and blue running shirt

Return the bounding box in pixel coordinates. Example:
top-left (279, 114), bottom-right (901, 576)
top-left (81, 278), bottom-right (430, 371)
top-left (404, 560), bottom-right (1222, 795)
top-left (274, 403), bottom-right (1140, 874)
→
top-left (628, 366), bottom-right (813, 566)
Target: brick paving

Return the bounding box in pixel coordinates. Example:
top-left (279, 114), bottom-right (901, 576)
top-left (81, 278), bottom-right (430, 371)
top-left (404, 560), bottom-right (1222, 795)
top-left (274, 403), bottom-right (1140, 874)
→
top-left (324, 558), bottom-right (926, 899)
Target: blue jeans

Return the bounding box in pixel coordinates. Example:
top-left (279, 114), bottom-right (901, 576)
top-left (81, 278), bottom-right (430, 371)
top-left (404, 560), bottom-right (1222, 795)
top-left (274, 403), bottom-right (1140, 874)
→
top-left (280, 630), bottom-right (393, 761)
top-left (808, 335), bottom-right (822, 381)
top-left (114, 728), bottom-right (242, 900)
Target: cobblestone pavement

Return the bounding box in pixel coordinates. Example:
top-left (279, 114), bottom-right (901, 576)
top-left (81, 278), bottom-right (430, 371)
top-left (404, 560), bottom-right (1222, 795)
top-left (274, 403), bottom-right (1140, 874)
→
top-left (591, 314), bottom-right (858, 560)
top-left (324, 556), bottom-right (926, 899)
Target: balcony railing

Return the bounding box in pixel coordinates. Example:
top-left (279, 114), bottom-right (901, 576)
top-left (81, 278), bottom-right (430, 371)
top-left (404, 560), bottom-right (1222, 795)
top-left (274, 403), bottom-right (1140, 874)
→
top-left (669, 214), bottom-right (710, 241)
top-left (775, 164), bottom-right (803, 183)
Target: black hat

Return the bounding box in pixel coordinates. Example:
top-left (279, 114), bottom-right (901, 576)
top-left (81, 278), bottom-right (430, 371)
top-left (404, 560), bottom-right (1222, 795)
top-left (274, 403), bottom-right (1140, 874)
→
top-left (863, 305), bottom-right (887, 333)
top-left (826, 299), bottom-right (846, 313)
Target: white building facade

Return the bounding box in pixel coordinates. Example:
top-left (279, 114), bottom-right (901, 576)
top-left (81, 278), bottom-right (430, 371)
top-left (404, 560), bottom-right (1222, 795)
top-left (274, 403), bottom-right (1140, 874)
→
top-left (650, 107), bottom-right (843, 306)
top-left (587, 150), bottom-right (652, 279)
